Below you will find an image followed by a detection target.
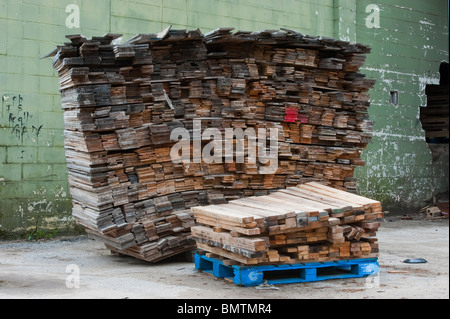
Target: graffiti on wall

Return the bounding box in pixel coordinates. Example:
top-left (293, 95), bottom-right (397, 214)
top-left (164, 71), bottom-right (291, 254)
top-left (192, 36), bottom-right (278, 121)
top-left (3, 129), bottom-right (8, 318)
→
top-left (1, 94), bottom-right (43, 144)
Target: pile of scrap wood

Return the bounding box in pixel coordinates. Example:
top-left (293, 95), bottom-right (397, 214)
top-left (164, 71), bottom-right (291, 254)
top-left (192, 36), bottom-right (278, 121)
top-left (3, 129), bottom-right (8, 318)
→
top-left (420, 61), bottom-right (449, 144)
top-left (191, 182), bottom-right (383, 265)
top-left (420, 84), bottom-right (449, 143)
top-left (50, 27), bottom-right (376, 262)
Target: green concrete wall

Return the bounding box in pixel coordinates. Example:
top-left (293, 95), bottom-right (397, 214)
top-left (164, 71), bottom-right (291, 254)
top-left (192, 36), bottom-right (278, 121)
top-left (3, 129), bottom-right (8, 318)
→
top-left (354, 0), bottom-right (449, 213)
top-left (0, 0), bottom-right (448, 237)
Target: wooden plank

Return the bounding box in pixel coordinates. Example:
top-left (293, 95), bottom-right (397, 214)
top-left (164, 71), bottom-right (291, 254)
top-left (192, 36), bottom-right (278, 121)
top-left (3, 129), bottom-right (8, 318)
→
top-left (191, 225), bottom-right (269, 252)
top-left (242, 194), bottom-right (322, 215)
top-left (194, 216), bottom-right (261, 236)
top-left (298, 182), bottom-right (381, 212)
top-left (268, 192), bottom-right (337, 212)
top-left (228, 198), bottom-right (293, 218)
top-left (196, 242), bottom-right (262, 265)
top-left (191, 205), bottom-right (255, 225)
top-left (282, 187), bottom-right (364, 211)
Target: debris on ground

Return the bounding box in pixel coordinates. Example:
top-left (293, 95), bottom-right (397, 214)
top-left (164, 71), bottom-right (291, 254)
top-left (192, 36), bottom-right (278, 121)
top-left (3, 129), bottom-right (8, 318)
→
top-left (403, 258), bottom-right (428, 264)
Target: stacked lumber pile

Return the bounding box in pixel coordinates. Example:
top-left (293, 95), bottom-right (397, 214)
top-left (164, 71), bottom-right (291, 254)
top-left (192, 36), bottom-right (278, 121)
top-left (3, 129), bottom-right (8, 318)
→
top-left (51, 27), bottom-right (375, 262)
top-left (192, 182), bottom-right (383, 265)
top-left (52, 31), bottom-right (204, 262)
top-left (420, 62), bottom-right (449, 143)
top-left (201, 28), bottom-right (375, 191)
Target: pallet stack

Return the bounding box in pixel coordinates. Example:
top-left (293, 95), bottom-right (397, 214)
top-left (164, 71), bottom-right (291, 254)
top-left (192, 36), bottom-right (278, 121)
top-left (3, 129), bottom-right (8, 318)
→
top-left (420, 84), bottom-right (449, 143)
top-left (192, 182), bottom-right (383, 265)
top-left (202, 28), bottom-right (375, 192)
top-left (52, 31), bottom-right (205, 262)
top-left (51, 27), bottom-right (376, 262)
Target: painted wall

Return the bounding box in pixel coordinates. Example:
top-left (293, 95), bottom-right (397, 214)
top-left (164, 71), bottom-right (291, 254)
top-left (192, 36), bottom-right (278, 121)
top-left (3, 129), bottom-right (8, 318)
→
top-left (354, 0), bottom-right (449, 212)
top-left (0, 0), bottom-right (448, 237)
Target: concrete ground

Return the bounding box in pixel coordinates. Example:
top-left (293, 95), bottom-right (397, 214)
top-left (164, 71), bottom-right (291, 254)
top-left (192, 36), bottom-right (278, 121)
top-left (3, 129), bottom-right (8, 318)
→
top-left (0, 216), bottom-right (448, 300)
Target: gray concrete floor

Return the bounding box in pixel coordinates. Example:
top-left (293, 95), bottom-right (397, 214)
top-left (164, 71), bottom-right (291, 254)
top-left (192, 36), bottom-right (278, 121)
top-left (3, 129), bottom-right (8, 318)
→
top-left (0, 217), bottom-right (448, 299)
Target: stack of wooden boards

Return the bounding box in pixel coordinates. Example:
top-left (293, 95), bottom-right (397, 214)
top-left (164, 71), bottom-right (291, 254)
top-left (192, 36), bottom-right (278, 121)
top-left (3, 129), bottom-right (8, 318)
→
top-left (50, 27), bottom-right (376, 262)
top-left (420, 64), bottom-right (449, 144)
top-left (192, 182), bottom-right (383, 265)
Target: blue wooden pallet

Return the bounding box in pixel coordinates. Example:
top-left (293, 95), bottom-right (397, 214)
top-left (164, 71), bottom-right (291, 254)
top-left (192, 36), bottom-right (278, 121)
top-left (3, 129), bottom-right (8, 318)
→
top-left (194, 254), bottom-right (379, 287)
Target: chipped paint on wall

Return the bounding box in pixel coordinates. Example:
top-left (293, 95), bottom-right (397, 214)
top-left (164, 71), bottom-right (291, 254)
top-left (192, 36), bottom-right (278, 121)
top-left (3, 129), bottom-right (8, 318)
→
top-left (355, 0), bottom-right (448, 213)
